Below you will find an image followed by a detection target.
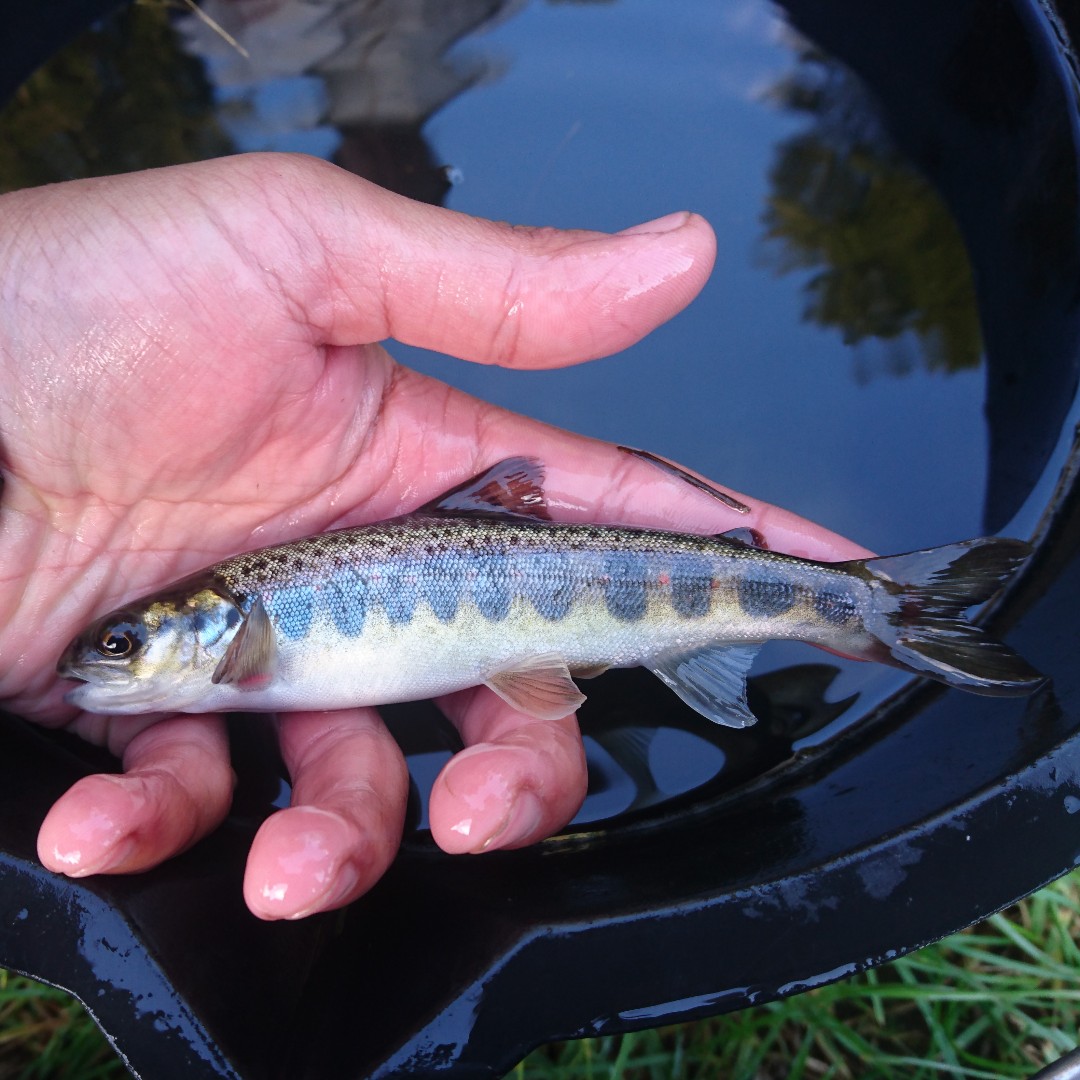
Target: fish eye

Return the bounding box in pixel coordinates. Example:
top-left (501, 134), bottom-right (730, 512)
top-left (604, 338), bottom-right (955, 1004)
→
top-left (94, 621), bottom-right (145, 659)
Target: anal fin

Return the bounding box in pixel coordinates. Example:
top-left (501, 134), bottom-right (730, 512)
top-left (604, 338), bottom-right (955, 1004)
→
top-left (485, 655), bottom-right (586, 720)
top-left (649, 643), bottom-right (761, 728)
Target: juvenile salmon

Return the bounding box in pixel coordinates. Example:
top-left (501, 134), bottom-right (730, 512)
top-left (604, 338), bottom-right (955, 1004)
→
top-left (58, 458), bottom-right (1045, 724)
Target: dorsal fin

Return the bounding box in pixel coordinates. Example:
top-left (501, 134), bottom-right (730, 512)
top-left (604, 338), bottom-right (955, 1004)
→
top-left (421, 457), bottom-right (551, 520)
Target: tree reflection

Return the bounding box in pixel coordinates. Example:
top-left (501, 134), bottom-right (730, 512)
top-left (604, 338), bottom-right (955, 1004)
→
top-left (761, 46), bottom-right (983, 378)
top-left (0, 3), bottom-right (231, 194)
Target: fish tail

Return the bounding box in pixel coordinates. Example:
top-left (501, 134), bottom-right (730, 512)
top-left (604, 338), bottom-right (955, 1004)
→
top-left (855, 537), bottom-right (1046, 696)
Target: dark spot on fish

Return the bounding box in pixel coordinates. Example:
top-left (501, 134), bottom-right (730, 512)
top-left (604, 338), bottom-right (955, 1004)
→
top-left (381, 566), bottom-right (418, 625)
top-left (520, 553), bottom-right (577, 620)
top-left (738, 575), bottom-right (797, 618)
top-left (225, 607), bottom-right (241, 629)
top-left (472, 552), bottom-right (511, 620)
top-left (671, 554), bottom-right (713, 618)
top-left (326, 577), bottom-right (367, 636)
top-left (423, 578), bottom-right (457, 622)
top-left (604, 551), bottom-right (648, 621)
top-left (423, 562), bottom-right (461, 622)
top-left (268, 585), bottom-right (316, 640)
top-left (815, 589), bottom-right (857, 625)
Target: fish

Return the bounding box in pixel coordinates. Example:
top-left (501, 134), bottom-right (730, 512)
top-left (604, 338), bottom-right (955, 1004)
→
top-left (57, 457), bottom-right (1047, 724)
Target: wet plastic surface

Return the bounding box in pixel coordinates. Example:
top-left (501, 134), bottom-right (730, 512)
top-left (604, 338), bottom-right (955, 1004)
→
top-left (2, 0), bottom-right (1080, 1077)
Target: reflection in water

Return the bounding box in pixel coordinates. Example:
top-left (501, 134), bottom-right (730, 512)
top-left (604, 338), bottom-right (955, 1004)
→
top-left (760, 43), bottom-right (983, 379)
top-left (0, 4), bottom-right (230, 193)
top-left (554, 661), bottom-right (854, 828)
top-left (176, 0), bottom-right (505, 203)
top-left (775, 0), bottom-right (1080, 531)
top-left (749, 662), bottom-right (856, 742)
top-left (0, 0), bottom-right (506, 205)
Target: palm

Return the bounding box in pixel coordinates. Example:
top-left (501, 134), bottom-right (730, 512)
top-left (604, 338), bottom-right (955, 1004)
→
top-left (23, 191), bottom-right (384, 513)
top-left (1, 153), bottom-right (864, 919)
top-left (4, 161), bottom-right (516, 722)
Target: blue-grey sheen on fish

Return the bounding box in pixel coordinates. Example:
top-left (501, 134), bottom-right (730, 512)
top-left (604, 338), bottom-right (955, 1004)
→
top-left (57, 458), bottom-right (1046, 725)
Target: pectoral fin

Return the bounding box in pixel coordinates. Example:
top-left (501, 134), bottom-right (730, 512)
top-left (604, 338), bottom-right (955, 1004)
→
top-left (649, 643), bottom-right (761, 728)
top-left (212, 597), bottom-right (277, 691)
top-left (485, 655), bottom-right (586, 720)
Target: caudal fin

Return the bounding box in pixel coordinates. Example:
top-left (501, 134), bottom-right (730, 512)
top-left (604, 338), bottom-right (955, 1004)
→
top-left (856, 538), bottom-right (1046, 696)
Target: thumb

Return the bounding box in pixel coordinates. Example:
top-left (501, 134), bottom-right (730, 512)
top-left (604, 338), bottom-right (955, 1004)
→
top-left (257, 153), bottom-right (717, 368)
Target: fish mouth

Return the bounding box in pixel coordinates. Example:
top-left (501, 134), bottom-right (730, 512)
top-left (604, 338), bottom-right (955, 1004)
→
top-left (57, 641), bottom-right (122, 683)
top-left (58, 643), bottom-right (142, 689)
top-left (61, 667), bottom-right (211, 715)
top-left (56, 643), bottom-right (84, 681)
top-left (62, 678), bottom-right (180, 715)
top-left (57, 661), bottom-right (130, 687)
top-left (56, 661), bottom-right (94, 683)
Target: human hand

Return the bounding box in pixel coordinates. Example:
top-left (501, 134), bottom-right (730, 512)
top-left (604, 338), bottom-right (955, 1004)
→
top-left (0, 152), bottom-right (870, 919)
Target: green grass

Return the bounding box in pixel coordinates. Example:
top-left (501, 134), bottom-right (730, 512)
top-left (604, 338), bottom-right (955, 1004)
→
top-left (0, 970), bottom-right (122, 1080)
top-left (2, 870), bottom-right (1077, 1080)
top-left (517, 869), bottom-right (1080, 1079)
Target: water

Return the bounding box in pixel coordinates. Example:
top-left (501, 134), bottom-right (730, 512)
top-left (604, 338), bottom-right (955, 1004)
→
top-left (1, 0), bottom-right (1053, 826)
top-left (396, 0), bottom-right (988, 551)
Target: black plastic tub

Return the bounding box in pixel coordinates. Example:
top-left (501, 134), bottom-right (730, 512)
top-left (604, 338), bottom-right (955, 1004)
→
top-left (1, 0), bottom-right (1079, 1076)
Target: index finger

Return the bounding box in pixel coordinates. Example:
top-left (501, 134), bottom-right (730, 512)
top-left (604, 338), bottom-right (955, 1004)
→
top-left (374, 366), bottom-right (874, 562)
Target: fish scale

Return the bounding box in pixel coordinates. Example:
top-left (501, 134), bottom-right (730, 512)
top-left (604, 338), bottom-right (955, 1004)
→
top-left (220, 517), bottom-right (813, 641)
top-left (57, 457), bottom-right (1047, 725)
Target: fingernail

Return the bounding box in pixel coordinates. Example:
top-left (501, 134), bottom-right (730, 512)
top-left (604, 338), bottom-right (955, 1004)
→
top-left (482, 792), bottom-right (544, 853)
top-left (617, 211), bottom-right (691, 236)
top-left (64, 835), bottom-right (138, 877)
top-left (251, 808), bottom-right (365, 920)
top-left (285, 860), bottom-right (361, 921)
